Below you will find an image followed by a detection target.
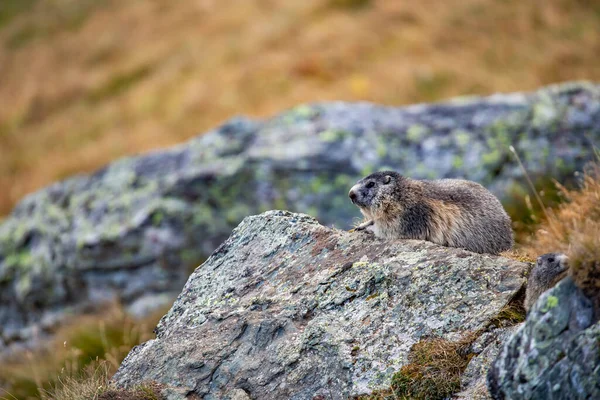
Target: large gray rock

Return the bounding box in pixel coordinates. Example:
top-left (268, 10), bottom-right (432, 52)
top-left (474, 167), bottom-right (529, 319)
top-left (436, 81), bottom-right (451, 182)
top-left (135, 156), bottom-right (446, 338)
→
top-left (113, 210), bottom-right (528, 399)
top-left (1, 81), bottom-right (599, 353)
top-left (487, 277), bottom-right (600, 399)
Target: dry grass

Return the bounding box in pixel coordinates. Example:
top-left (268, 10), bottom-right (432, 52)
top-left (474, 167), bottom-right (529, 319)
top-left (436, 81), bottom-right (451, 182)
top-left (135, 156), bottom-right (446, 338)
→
top-left (354, 293), bottom-right (529, 400)
top-left (37, 362), bottom-right (163, 400)
top-left (523, 164), bottom-right (600, 259)
top-left (40, 363), bottom-right (114, 400)
top-left (500, 249), bottom-right (536, 264)
top-left (488, 291), bottom-right (527, 328)
top-left (1, 0), bottom-right (600, 215)
top-left (44, 363), bottom-right (114, 400)
top-left (523, 163), bottom-right (600, 314)
top-left (0, 304), bottom-right (165, 400)
top-left (356, 335), bottom-right (476, 400)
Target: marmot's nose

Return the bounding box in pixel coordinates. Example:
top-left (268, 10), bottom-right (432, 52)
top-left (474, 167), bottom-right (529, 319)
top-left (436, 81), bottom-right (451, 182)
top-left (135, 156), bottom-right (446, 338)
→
top-left (349, 189), bottom-right (357, 202)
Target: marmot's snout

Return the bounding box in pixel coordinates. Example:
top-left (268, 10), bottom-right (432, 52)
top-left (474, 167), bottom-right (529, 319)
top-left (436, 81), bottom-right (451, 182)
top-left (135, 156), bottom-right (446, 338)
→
top-left (348, 183), bottom-right (372, 207)
top-left (349, 188), bottom-right (358, 203)
top-left (349, 174), bottom-right (391, 208)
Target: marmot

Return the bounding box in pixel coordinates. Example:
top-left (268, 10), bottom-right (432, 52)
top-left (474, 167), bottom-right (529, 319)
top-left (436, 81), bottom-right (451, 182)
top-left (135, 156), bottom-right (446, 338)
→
top-left (348, 171), bottom-right (513, 254)
top-left (524, 253), bottom-right (569, 312)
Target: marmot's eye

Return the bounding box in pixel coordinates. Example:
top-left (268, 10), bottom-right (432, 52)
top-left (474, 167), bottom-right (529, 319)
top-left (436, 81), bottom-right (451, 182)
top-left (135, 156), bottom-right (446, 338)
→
top-left (547, 257), bottom-right (555, 263)
top-left (366, 182), bottom-right (375, 189)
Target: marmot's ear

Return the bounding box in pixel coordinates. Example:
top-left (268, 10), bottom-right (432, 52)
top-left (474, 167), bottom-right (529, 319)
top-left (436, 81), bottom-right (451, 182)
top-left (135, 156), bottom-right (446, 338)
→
top-left (383, 175), bottom-right (392, 184)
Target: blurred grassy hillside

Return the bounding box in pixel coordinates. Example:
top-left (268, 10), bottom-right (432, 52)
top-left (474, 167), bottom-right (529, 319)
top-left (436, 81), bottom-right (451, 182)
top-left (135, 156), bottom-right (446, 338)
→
top-left (0, 303), bottom-right (165, 400)
top-left (1, 0), bottom-right (600, 215)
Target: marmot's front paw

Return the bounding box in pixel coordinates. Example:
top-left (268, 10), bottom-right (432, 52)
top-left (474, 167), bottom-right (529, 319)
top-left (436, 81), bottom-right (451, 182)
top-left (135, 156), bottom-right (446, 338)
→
top-left (354, 220), bottom-right (374, 232)
top-left (363, 225), bottom-right (376, 234)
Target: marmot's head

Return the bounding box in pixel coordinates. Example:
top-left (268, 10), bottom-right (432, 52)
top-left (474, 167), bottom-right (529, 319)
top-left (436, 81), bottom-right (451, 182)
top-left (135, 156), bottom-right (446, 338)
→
top-left (531, 253), bottom-right (569, 289)
top-left (349, 171), bottom-right (407, 219)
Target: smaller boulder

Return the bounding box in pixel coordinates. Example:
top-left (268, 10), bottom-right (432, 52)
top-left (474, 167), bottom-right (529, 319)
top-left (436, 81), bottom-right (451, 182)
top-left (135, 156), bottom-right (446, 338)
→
top-left (487, 277), bottom-right (600, 399)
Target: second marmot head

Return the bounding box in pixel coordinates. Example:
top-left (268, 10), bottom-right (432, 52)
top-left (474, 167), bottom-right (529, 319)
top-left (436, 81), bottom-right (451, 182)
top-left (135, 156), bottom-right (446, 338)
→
top-left (348, 171), bottom-right (513, 254)
top-left (524, 253), bottom-right (569, 312)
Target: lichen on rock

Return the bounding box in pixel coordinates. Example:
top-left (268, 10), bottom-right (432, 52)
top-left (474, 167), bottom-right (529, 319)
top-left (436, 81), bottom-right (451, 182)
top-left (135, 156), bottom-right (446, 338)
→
top-left (113, 211), bottom-right (528, 399)
top-left (487, 277), bottom-right (600, 399)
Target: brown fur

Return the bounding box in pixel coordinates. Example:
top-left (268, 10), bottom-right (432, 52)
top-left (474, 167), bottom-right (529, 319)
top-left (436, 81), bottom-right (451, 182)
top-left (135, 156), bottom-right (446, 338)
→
top-left (524, 253), bottom-right (569, 312)
top-left (349, 171), bottom-right (513, 254)
top-left (427, 199), bottom-right (462, 247)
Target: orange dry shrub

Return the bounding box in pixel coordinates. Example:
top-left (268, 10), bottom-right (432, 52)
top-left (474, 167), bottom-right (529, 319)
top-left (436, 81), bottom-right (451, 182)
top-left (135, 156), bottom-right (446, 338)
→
top-left (523, 164), bottom-right (600, 314)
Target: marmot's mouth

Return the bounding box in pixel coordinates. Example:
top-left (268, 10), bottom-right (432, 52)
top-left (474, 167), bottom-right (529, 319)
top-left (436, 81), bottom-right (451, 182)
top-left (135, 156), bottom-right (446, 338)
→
top-left (349, 195), bottom-right (364, 207)
top-left (352, 199), bottom-right (368, 208)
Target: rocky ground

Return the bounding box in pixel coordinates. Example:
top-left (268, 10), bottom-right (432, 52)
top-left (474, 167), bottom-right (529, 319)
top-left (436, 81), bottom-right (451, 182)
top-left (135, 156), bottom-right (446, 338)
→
top-left (112, 210), bottom-right (529, 399)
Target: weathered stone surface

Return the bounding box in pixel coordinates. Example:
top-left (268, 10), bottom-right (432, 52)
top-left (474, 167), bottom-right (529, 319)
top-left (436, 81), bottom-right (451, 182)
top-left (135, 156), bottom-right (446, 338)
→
top-left (2, 81), bottom-right (599, 353)
top-left (113, 211), bottom-right (528, 399)
top-left (487, 277), bottom-right (600, 399)
top-left (456, 326), bottom-right (519, 399)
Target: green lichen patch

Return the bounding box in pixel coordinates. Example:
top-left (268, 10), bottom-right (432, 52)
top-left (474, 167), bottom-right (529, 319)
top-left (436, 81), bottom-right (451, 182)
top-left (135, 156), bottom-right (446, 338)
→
top-left (406, 124), bottom-right (430, 142)
top-left (320, 129), bottom-right (350, 143)
top-left (3, 249), bottom-right (33, 269)
top-left (291, 104), bottom-right (319, 120)
top-left (541, 295), bottom-right (559, 312)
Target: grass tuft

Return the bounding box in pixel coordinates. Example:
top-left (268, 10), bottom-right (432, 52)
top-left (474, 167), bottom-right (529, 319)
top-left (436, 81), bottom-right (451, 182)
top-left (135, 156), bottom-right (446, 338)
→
top-left (489, 291), bottom-right (527, 329)
top-left (500, 249), bottom-right (536, 264)
top-left (0, 304), bottom-right (165, 400)
top-left (356, 335), bottom-right (476, 400)
top-left (87, 65), bottom-right (153, 104)
top-left (38, 361), bottom-right (163, 400)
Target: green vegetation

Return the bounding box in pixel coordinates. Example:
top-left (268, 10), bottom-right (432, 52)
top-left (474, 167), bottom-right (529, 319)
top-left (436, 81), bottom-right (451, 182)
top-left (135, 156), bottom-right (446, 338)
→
top-left (3, 0), bottom-right (109, 49)
top-left (414, 72), bottom-right (454, 102)
top-left (6, 24), bottom-right (40, 49)
top-left (87, 64), bottom-right (154, 104)
top-left (0, 305), bottom-right (165, 400)
top-left (503, 176), bottom-right (566, 241)
top-left (357, 336), bottom-right (475, 400)
top-left (0, 0), bottom-right (38, 28)
top-left (489, 297), bottom-right (527, 328)
top-left (327, 0), bottom-right (372, 10)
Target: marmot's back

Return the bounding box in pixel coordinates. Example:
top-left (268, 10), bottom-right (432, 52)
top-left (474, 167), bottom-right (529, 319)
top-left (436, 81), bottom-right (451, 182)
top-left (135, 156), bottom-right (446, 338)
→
top-left (349, 171), bottom-right (513, 254)
top-left (423, 179), bottom-right (513, 254)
